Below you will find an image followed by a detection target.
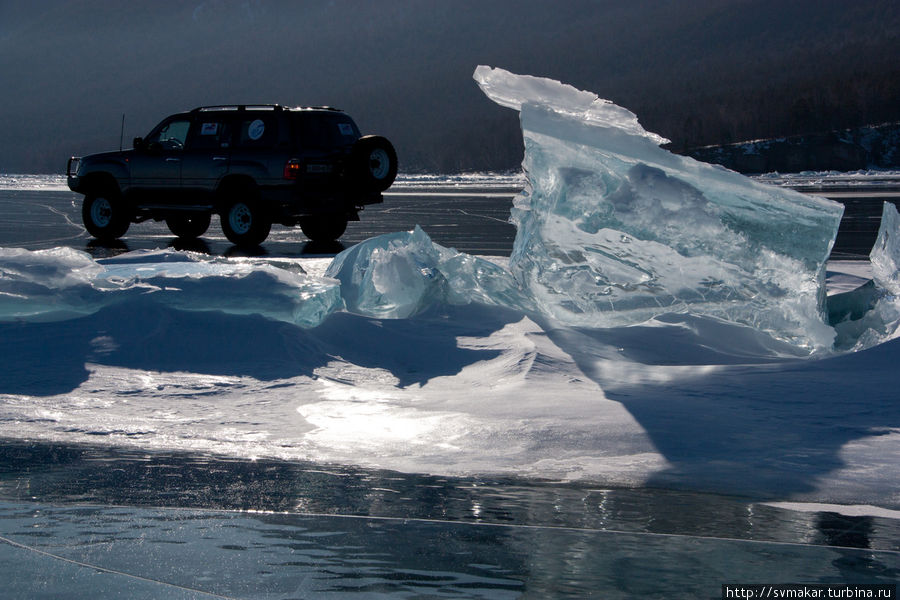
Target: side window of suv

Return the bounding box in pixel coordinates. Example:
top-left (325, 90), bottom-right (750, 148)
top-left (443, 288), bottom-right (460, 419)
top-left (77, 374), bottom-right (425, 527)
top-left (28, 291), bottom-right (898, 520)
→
top-left (147, 119), bottom-right (191, 151)
top-left (237, 115), bottom-right (276, 148)
top-left (187, 119), bottom-right (231, 151)
top-left (292, 113), bottom-right (360, 149)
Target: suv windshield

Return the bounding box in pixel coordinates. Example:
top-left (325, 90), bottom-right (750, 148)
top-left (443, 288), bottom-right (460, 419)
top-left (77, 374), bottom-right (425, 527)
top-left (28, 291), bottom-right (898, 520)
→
top-left (292, 112), bottom-right (360, 149)
top-left (148, 119), bottom-right (191, 150)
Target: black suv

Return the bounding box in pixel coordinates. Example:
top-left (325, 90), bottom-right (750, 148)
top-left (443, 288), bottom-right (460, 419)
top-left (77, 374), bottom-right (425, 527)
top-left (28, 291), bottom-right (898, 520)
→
top-left (67, 105), bottom-right (397, 246)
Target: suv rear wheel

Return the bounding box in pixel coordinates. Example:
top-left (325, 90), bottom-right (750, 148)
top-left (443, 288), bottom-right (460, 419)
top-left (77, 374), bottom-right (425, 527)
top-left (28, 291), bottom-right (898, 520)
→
top-left (220, 191), bottom-right (271, 247)
top-left (299, 215), bottom-right (348, 242)
top-left (82, 191), bottom-right (130, 241)
top-left (166, 213), bottom-right (211, 239)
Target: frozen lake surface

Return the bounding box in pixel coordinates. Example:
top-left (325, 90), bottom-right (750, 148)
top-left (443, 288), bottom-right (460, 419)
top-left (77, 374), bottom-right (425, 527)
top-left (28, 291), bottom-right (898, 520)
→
top-left (1, 173), bottom-right (899, 597)
top-left (2, 443), bottom-right (899, 598)
top-left (0, 171), bottom-right (897, 258)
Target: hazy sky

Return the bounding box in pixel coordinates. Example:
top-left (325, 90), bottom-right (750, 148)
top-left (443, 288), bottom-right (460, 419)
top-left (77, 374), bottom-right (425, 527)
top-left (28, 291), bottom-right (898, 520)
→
top-left (2, 0), bottom-right (899, 173)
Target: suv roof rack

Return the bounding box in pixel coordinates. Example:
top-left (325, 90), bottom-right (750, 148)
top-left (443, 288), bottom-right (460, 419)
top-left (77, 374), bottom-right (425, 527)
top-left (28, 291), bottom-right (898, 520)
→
top-left (190, 104), bottom-right (344, 113)
top-left (296, 106), bottom-right (343, 112)
top-left (191, 104), bottom-right (285, 112)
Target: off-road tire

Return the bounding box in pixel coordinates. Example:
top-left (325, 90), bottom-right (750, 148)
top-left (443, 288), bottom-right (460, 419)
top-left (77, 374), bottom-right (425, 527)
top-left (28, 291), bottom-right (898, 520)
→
top-left (82, 191), bottom-right (131, 241)
top-left (219, 188), bottom-right (271, 247)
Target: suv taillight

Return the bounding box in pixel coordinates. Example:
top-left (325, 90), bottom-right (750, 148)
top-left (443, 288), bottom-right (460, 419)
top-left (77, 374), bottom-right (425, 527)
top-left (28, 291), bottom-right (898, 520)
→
top-left (283, 159), bottom-right (301, 180)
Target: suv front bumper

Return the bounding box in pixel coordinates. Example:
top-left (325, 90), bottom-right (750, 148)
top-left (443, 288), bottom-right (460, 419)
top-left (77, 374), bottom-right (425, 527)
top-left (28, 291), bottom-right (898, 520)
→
top-left (66, 157), bottom-right (82, 192)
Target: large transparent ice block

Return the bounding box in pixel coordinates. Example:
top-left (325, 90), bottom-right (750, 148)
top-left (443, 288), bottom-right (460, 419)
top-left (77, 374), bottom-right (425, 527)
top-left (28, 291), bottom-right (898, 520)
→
top-left (474, 66), bottom-right (844, 349)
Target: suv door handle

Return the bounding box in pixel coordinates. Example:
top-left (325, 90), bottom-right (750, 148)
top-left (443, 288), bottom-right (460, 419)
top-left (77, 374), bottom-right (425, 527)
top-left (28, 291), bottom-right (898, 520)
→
top-left (165, 157), bottom-right (181, 162)
top-left (213, 157), bottom-right (228, 161)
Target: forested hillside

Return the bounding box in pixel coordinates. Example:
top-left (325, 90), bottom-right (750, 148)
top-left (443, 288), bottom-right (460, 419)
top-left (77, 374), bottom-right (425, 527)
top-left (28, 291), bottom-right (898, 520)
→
top-left (2, 0), bottom-right (898, 172)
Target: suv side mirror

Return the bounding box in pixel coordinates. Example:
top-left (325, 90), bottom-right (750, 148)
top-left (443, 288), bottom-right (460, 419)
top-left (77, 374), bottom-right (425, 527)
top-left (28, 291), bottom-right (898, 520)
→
top-left (133, 137), bottom-right (145, 150)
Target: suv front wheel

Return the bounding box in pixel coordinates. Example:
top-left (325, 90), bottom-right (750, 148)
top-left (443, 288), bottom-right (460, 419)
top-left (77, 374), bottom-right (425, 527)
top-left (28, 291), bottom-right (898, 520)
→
top-left (220, 194), bottom-right (271, 247)
top-left (82, 191), bottom-right (131, 241)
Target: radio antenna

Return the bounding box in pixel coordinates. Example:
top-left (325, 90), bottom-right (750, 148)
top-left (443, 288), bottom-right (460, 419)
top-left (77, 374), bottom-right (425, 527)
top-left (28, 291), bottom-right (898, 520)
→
top-left (119, 113), bottom-right (126, 151)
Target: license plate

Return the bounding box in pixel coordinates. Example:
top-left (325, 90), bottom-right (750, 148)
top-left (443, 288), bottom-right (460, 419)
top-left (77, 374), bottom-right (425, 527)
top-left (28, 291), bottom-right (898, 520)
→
top-left (306, 164), bottom-right (333, 173)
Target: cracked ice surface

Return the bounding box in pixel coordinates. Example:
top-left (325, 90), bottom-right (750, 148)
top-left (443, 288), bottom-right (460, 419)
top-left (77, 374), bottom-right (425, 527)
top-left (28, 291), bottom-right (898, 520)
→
top-left (474, 66), bottom-right (845, 350)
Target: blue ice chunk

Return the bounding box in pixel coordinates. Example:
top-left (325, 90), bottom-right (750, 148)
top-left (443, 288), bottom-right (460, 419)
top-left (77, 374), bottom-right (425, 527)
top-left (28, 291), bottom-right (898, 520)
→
top-left (474, 65), bottom-right (844, 350)
top-left (325, 225), bottom-right (532, 318)
top-left (0, 247), bottom-right (107, 320)
top-left (832, 202), bottom-right (900, 350)
top-left (870, 202), bottom-right (900, 296)
top-left (0, 248), bottom-right (341, 328)
top-left (325, 226), bottom-right (448, 319)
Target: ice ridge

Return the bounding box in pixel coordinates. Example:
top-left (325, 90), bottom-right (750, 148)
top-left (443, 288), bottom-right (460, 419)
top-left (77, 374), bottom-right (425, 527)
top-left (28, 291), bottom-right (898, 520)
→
top-left (0, 248), bottom-right (341, 328)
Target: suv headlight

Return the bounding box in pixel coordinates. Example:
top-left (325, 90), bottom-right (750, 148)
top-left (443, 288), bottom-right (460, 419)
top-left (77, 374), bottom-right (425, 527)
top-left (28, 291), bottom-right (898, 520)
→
top-left (67, 157), bottom-right (81, 177)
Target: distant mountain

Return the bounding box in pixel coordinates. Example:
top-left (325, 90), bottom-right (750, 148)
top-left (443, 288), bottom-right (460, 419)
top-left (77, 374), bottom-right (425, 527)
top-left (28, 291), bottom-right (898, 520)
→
top-left (685, 122), bottom-right (900, 173)
top-left (2, 0), bottom-right (899, 173)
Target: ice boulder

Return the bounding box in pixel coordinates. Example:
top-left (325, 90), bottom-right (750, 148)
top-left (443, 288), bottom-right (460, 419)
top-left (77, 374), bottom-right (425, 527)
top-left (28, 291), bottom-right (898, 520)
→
top-left (0, 247), bottom-right (107, 320)
top-left (325, 225), bottom-right (533, 318)
top-left (474, 66), bottom-right (844, 350)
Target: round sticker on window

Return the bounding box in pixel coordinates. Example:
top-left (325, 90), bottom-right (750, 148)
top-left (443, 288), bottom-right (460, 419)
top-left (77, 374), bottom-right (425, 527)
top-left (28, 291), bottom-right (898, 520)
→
top-left (248, 119), bottom-right (265, 141)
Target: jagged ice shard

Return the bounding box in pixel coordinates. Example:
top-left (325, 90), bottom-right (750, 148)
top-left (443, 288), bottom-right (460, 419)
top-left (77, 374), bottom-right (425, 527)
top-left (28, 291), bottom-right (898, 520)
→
top-left (871, 201), bottom-right (900, 296)
top-left (474, 66), bottom-right (845, 350)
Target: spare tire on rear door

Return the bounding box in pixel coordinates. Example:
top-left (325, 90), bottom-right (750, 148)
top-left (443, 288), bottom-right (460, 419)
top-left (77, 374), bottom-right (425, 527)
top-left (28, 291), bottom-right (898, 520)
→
top-left (349, 135), bottom-right (397, 192)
